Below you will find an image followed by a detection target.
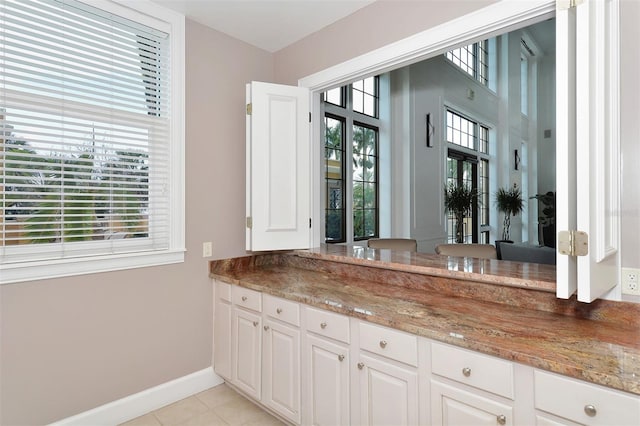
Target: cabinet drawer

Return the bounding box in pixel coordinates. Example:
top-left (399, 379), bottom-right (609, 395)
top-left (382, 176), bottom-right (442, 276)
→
top-left (264, 294), bottom-right (300, 326)
top-left (305, 306), bottom-right (350, 343)
top-left (431, 342), bottom-right (514, 399)
top-left (232, 286), bottom-right (262, 312)
top-left (216, 280), bottom-right (232, 302)
top-left (534, 370), bottom-right (640, 425)
top-left (359, 321), bottom-right (418, 366)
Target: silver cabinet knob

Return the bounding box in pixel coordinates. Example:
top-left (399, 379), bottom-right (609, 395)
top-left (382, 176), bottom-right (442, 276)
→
top-left (252, 321), bottom-right (258, 327)
top-left (263, 325), bottom-right (269, 331)
top-left (357, 362), bottom-right (365, 370)
top-left (584, 405), bottom-right (597, 417)
top-left (462, 367), bottom-right (471, 377)
top-left (276, 308), bottom-right (282, 314)
top-left (338, 354), bottom-right (345, 362)
top-left (242, 296), bottom-right (247, 301)
top-left (497, 414), bottom-right (506, 425)
top-left (379, 340), bottom-right (387, 348)
top-left (320, 322), bottom-right (327, 329)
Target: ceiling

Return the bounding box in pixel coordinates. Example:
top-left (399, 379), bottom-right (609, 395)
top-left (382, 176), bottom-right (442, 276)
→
top-left (149, 0), bottom-right (376, 52)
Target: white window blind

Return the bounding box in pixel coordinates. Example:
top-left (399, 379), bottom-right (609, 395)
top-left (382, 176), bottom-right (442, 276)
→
top-left (0, 0), bottom-right (179, 274)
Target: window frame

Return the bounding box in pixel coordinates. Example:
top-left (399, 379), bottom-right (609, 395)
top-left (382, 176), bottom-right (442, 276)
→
top-left (0, 0), bottom-right (185, 284)
top-left (322, 77), bottom-right (380, 244)
top-left (445, 108), bottom-right (491, 244)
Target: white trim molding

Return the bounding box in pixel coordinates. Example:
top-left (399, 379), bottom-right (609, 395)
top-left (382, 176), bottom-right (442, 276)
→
top-left (49, 368), bottom-right (224, 426)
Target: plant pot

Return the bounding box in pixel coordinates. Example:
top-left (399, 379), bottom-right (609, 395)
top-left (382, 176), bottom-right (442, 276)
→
top-left (542, 224), bottom-right (556, 248)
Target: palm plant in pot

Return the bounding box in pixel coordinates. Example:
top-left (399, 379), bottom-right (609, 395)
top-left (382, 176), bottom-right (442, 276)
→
top-left (494, 184), bottom-right (524, 241)
top-left (443, 182), bottom-right (477, 243)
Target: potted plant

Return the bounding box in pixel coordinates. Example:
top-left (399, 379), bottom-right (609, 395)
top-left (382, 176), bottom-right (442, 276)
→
top-left (530, 191), bottom-right (556, 248)
top-left (494, 184), bottom-right (524, 241)
top-left (443, 183), bottom-right (477, 243)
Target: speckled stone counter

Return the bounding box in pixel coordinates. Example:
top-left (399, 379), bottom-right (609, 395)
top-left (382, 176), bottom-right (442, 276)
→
top-left (209, 245), bottom-right (640, 396)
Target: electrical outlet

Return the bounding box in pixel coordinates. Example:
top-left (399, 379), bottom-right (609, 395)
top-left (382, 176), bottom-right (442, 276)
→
top-left (202, 241), bottom-right (212, 258)
top-left (621, 268), bottom-right (640, 296)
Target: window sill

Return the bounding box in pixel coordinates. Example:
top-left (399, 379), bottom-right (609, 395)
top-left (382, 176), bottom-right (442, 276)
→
top-left (0, 249), bottom-right (186, 285)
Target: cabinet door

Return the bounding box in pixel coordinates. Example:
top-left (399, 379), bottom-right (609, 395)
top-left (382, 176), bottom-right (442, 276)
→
top-left (246, 81), bottom-right (311, 251)
top-left (556, 0), bottom-right (621, 302)
top-left (233, 307), bottom-right (262, 400)
top-left (304, 334), bottom-right (350, 426)
top-left (357, 353), bottom-right (419, 426)
top-left (213, 294), bottom-right (232, 380)
top-left (263, 319), bottom-right (300, 424)
top-left (431, 380), bottom-right (513, 426)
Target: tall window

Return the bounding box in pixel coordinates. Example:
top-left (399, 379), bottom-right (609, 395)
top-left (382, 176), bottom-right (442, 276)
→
top-left (0, 0), bottom-right (184, 283)
top-left (323, 77), bottom-right (380, 243)
top-left (446, 109), bottom-right (490, 243)
top-left (445, 40), bottom-right (489, 86)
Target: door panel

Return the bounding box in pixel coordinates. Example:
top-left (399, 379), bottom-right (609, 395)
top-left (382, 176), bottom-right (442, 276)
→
top-left (246, 81), bottom-right (311, 251)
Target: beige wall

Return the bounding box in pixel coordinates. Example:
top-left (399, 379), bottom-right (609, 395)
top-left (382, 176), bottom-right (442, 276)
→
top-left (274, 0), bottom-right (498, 85)
top-left (0, 20), bottom-right (273, 425)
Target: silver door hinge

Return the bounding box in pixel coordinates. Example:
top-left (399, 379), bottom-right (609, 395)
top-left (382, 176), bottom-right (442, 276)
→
top-left (557, 0), bottom-right (584, 10)
top-left (558, 230), bottom-right (588, 257)
top-left (246, 217), bottom-right (253, 229)
top-left (246, 103), bottom-right (252, 115)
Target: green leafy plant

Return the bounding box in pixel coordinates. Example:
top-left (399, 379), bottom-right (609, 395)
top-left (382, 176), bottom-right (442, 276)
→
top-left (444, 183), bottom-right (477, 243)
top-left (494, 185), bottom-right (524, 241)
top-left (530, 191), bottom-right (555, 226)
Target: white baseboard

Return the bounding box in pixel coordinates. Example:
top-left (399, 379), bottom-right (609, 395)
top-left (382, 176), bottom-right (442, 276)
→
top-left (49, 367), bottom-right (224, 426)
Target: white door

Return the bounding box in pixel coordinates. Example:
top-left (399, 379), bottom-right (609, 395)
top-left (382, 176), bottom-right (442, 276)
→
top-left (574, 0), bottom-right (620, 302)
top-left (431, 380), bottom-right (513, 426)
top-left (556, 0), bottom-right (620, 302)
top-left (358, 354), bottom-right (419, 426)
top-left (262, 319), bottom-right (301, 424)
top-left (304, 334), bottom-right (350, 426)
top-left (246, 81), bottom-right (311, 251)
top-left (233, 307), bottom-right (262, 400)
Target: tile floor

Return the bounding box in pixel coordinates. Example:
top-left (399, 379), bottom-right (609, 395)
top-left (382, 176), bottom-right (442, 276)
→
top-left (120, 384), bottom-right (285, 426)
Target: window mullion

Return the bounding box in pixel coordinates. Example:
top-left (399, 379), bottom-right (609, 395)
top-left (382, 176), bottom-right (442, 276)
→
top-left (345, 116), bottom-right (355, 244)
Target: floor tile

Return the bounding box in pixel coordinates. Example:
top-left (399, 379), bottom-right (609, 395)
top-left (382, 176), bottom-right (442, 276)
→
top-left (211, 398), bottom-right (268, 425)
top-left (176, 409), bottom-right (228, 426)
top-left (120, 413), bottom-right (162, 426)
top-left (153, 396), bottom-right (209, 425)
top-left (195, 384), bottom-right (241, 409)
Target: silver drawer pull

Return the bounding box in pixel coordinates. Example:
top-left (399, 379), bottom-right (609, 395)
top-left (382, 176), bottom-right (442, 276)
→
top-left (462, 367), bottom-right (471, 377)
top-left (497, 414), bottom-right (506, 425)
top-left (357, 362), bottom-right (365, 370)
top-left (379, 340), bottom-right (387, 349)
top-left (584, 405), bottom-right (597, 417)
top-left (276, 308), bottom-right (282, 314)
top-left (242, 296), bottom-right (248, 302)
top-left (252, 321), bottom-right (258, 327)
top-left (338, 354), bottom-right (345, 362)
top-left (320, 322), bottom-right (327, 329)
top-left (263, 325), bottom-right (269, 331)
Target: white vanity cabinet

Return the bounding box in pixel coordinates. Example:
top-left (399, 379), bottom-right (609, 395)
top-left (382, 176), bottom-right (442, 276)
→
top-left (231, 285), bottom-right (263, 400)
top-left (213, 281), bottom-right (640, 426)
top-left (262, 295), bottom-right (301, 424)
top-left (355, 322), bottom-right (422, 426)
top-left (303, 307), bottom-right (351, 426)
top-left (534, 370), bottom-right (640, 426)
top-left (213, 280), bottom-right (232, 380)
top-left (213, 282), bottom-right (302, 423)
top-left (430, 342), bottom-right (516, 426)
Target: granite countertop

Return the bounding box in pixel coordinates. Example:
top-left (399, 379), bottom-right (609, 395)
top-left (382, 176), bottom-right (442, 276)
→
top-left (210, 245), bottom-right (640, 396)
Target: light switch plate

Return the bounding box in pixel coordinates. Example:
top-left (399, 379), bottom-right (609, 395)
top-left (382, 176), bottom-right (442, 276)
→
top-left (621, 268), bottom-right (640, 296)
top-left (202, 242), bottom-right (212, 258)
